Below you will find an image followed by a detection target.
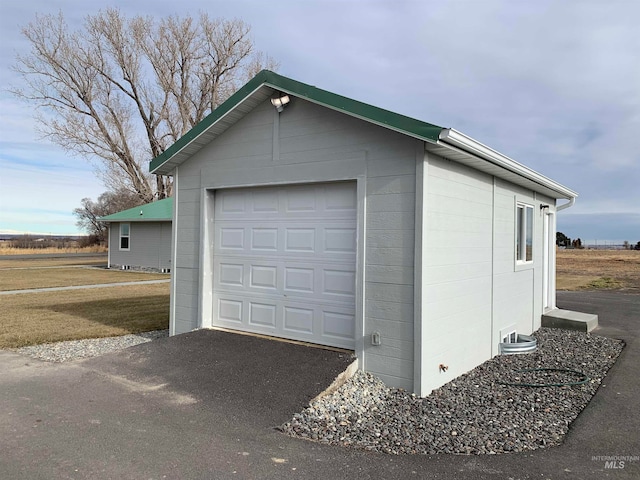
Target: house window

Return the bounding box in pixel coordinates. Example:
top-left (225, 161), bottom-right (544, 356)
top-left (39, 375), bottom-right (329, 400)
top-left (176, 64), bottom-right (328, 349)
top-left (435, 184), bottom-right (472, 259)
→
top-left (119, 223), bottom-right (130, 251)
top-left (516, 203), bottom-right (533, 263)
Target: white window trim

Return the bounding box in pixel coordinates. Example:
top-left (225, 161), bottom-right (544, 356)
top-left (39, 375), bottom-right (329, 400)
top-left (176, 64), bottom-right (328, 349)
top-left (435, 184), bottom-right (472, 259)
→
top-left (515, 201), bottom-right (534, 268)
top-left (119, 223), bottom-right (130, 251)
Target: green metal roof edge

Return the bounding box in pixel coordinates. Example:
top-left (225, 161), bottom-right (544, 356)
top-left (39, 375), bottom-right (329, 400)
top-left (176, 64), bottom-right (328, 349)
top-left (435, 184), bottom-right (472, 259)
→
top-left (149, 70), bottom-right (444, 173)
top-left (99, 197), bottom-right (173, 222)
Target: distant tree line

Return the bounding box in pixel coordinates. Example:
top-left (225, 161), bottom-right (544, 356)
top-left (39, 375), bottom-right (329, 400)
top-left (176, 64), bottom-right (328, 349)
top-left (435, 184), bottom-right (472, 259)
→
top-left (556, 232), bottom-right (583, 248)
top-left (7, 236), bottom-right (78, 249)
top-left (557, 232), bottom-right (640, 250)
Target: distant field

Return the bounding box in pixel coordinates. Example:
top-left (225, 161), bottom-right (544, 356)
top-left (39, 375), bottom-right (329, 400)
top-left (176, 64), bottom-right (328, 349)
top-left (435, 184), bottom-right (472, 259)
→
top-left (0, 245), bottom-right (107, 255)
top-left (556, 249), bottom-right (640, 291)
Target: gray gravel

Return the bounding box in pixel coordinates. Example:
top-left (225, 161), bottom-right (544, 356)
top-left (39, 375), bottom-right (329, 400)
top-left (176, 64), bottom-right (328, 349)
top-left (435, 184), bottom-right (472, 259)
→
top-left (281, 328), bottom-right (624, 455)
top-left (12, 330), bottom-right (169, 362)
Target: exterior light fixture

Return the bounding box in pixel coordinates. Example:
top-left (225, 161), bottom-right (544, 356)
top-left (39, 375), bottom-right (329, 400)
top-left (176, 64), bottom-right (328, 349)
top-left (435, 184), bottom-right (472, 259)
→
top-left (270, 93), bottom-right (290, 112)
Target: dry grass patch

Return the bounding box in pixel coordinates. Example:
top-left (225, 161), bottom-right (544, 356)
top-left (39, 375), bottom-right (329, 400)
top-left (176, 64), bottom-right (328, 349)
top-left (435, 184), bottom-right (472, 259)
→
top-left (0, 267), bottom-right (168, 291)
top-left (556, 249), bottom-right (640, 291)
top-left (0, 245), bottom-right (107, 255)
top-left (0, 255), bottom-right (107, 269)
top-left (0, 283), bottom-right (169, 348)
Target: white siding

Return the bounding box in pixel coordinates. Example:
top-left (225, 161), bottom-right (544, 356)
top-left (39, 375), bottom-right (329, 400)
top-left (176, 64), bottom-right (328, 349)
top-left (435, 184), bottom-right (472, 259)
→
top-left (418, 154), bottom-right (493, 394)
top-left (417, 156), bottom-right (554, 395)
top-left (172, 97), bottom-right (419, 390)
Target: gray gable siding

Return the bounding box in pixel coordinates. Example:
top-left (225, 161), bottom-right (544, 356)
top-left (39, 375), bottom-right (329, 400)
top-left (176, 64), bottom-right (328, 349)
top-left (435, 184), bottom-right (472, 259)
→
top-left (172, 97), bottom-right (419, 390)
top-left (108, 222), bottom-right (171, 270)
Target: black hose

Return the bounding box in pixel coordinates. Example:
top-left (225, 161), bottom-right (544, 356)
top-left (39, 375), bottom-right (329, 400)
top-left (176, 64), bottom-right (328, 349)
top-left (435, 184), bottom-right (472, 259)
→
top-left (497, 368), bottom-right (590, 387)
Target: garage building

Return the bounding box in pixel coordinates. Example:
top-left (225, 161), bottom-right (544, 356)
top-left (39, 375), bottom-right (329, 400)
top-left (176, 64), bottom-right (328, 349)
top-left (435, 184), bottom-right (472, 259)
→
top-left (150, 71), bottom-right (578, 396)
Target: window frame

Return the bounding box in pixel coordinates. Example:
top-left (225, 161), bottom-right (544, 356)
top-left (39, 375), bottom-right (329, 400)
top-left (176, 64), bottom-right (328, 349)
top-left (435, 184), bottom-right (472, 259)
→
top-left (515, 202), bottom-right (534, 266)
top-left (119, 223), bottom-right (130, 251)
top-left (502, 331), bottom-right (517, 344)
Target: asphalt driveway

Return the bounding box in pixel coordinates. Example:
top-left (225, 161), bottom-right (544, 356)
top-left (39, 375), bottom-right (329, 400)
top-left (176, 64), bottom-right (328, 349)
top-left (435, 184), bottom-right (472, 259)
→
top-left (1, 292), bottom-right (639, 479)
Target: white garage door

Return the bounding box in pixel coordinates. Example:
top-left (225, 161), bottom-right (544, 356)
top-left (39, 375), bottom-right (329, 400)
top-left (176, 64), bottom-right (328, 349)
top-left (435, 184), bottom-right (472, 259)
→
top-left (212, 182), bottom-right (357, 349)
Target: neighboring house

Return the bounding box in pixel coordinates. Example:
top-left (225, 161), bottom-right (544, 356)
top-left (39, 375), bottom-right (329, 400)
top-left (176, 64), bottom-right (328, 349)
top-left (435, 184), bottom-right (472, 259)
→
top-left (150, 70), bottom-right (582, 396)
top-left (99, 198), bottom-right (173, 273)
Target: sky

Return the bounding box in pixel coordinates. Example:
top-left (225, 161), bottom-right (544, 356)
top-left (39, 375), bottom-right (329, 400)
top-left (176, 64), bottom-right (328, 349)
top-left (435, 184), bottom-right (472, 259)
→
top-left (0, 0), bottom-right (638, 243)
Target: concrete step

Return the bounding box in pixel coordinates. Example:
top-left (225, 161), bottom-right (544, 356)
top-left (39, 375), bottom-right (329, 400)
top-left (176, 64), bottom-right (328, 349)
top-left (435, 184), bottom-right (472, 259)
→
top-left (542, 309), bottom-right (598, 332)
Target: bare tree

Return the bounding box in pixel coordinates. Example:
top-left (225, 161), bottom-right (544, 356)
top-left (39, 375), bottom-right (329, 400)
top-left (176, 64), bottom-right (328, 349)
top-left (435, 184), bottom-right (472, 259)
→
top-left (13, 9), bottom-right (278, 202)
top-left (74, 189), bottom-right (144, 243)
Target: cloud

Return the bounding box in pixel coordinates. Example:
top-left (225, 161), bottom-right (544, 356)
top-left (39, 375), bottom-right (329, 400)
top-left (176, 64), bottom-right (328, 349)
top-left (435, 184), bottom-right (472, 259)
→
top-left (558, 212), bottom-right (640, 243)
top-left (0, 0), bottom-right (638, 240)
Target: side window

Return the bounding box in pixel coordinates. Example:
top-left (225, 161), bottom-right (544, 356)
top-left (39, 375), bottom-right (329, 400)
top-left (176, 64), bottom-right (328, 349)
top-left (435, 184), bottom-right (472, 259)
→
top-left (516, 203), bottom-right (533, 263)
top-left (119, 223), bottom-right (130, 251)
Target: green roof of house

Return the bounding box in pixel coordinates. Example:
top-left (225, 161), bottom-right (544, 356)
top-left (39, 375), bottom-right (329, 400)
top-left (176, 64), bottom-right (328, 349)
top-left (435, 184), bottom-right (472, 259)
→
top-left (99, 198), bottom-right (173, 222)
top-left (149, 70), bottom-right (443, 174)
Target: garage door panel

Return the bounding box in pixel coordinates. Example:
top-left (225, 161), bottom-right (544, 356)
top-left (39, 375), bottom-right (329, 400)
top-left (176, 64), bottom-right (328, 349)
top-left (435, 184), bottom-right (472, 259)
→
top-left (286, 186), bottom-right (318, 212)
top-left (323, 269), bottom-right (356, 297)
top-left (249, 302), bottom-right (277, 327)
top-left (219, 263), bottom-right (244, 287)
top-left (249, 265), bottom-right (278, 290)
top-left (284, 267), bottom-right (315, 293)
top-left (251, 189), bottom-right (279, 212)
top-left (283, 306), bottom-right (314, 334)
top-left (324, 228), bottom-right (357, 253)
top-left (218, 299), bottom-right (243, 323)
top-left (214, 293), bottom-right (355, 349)
top-left (323, 310), bottom-right (355, 341)
top-left (251, 228), bottom-right (278, 251)
top-left (213, 183), bottom-right (356, 349)
top-left (219, 228), bottom-right (245, 249)
top-left (216, 185), bottom-right (356, 221)
top-left (220, 190), bottom-right (247, 213)
top-left (214, 258), bottom-right (354, 301)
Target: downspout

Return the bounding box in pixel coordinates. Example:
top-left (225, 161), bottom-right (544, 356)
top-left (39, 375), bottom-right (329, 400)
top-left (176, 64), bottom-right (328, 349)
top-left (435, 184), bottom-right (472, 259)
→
top-left (556, 197), bottom-right (575, 212)
top-left (551, 196), bottom-right (574, 311)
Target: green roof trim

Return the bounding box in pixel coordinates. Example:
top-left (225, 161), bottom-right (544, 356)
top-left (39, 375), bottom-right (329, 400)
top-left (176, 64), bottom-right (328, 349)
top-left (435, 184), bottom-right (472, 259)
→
top-left (99, 198), bottom-right (173, 222)
top-left (149, 70), bottom-right (444, 173)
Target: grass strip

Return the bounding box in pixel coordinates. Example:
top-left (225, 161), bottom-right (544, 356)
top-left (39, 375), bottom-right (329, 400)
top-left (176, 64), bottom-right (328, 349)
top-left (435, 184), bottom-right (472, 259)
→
top-left (0, 268), bottom-right (168, 291)
top-left (0, 256), bottom-right (107, 269)
top-left (0, 283), bottom-right (169, 348)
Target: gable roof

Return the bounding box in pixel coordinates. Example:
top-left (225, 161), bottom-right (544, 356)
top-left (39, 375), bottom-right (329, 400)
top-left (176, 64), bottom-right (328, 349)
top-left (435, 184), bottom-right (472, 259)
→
top-left (149, 70), bottom-right (577, 201)
top-left (99, 198), bottom-right (173, 223)
top-left (150, 70), bottom-right (442, 175)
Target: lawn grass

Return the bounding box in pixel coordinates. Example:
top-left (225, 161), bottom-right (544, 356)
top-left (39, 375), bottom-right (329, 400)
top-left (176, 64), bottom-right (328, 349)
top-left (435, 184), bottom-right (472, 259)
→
top-left (0, 255), bottom-right (107, 269)
top-left (0, 283), bottom-right (169, 348)
top-left (0, 267), bottom-right (169, 291)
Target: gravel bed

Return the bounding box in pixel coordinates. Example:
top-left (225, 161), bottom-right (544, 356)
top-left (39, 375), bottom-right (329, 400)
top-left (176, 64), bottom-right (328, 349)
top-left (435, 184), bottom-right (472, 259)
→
top-left (281, 328), bottom-right (624, 455)
top-left (12, 330), bottom-right (169, 362)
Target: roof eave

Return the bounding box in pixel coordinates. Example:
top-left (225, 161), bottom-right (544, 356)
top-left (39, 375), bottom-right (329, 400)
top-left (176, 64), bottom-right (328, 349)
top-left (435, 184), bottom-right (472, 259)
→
top-left (98, 218), bottom-right (172, 223)
top-left (438, 128), bottom-right (578, 200)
